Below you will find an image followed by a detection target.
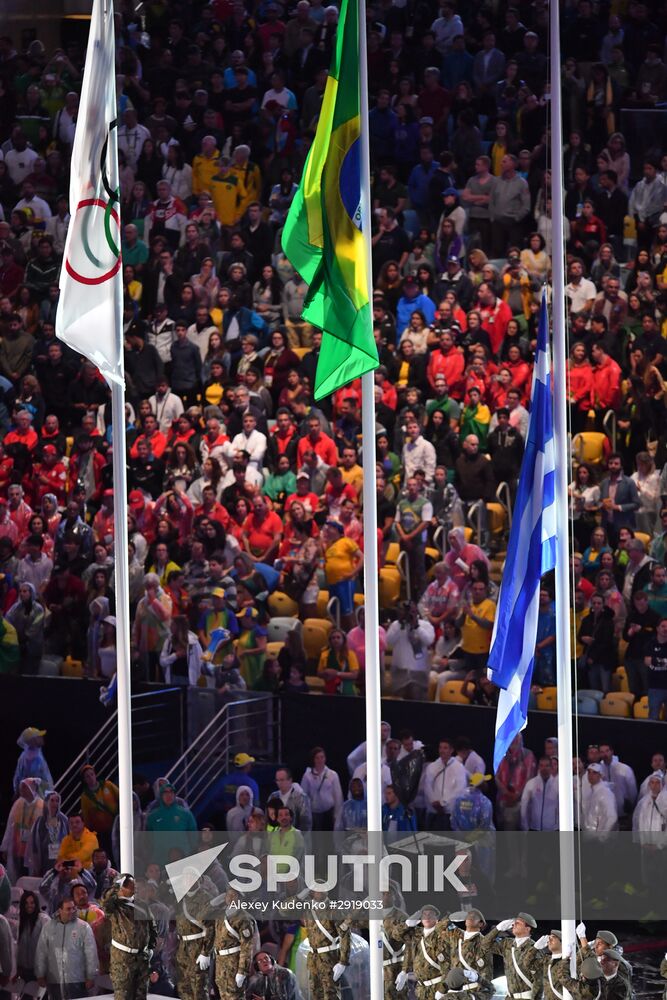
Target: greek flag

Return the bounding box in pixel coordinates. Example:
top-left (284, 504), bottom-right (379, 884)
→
top-left (488, 291), bottom-right (556, 772)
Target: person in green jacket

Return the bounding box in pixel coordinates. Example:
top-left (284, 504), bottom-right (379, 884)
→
top-left (0, 614), bottom-right (20, 673)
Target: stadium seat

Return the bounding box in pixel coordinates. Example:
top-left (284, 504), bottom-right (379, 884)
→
top-left (600, 695), bottom-right (631, 717)
top-left (486, 502), bottom-right (507, 538)
top-left (633, 696), bottom-right (649, 719)
top-left (266, 617), bottom-right (302, 644)
top-left (571, 432), bottom-right (609, 466)
top-left (61, 656), bottom-right (83, 678)
top-left (379, 567), bottom-right (402, 607)
top-left (536, 686), bottom-right (557, 711)
top-left (574, 695), bottom-right (599, 715)
top-left (437, 680), bottom-right (471, 704)
top-left (266, 641), bottom-right (284, 659)
top-left (306, 675), bottom-right (326, 692)
top-left (315, 590), bottom-right (330, 618)
top-left (291, 347), bottom-right (309, 359)
top-left (267, 591), bottom-right (299, 618)
top-left (634, 532), bottom-right (651, 549)
top-left (385, 542), bottom-right (400, 565)
top-left (608, 691), bottom-right (635, 706)
top-left (577, 689), bottom-right (604, 702)
top-left (302, 618), bottom-right (333, 661)
top-left (612, 666), bottom-right (629, 692)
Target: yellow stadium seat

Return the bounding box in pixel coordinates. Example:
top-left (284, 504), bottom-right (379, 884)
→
top-left (536, 687), bottom-right (557, 711)
top-left (634, 532), bottom-right (651, 549)
top-left (572, 432), bottom-right (608, 466)
top-left (354, 593), bottom-right (365, 607)
top-left (600, 695), bottom-right (631, 718)
top-left (267, 591), bottom-right (299, 618)
top-left (633, 696), bottom-right (649, 719)
top-left (486, 502), bottom-right (507, 537)
top-left (379, 566), bottom-right (401, 608)
top-left (608, 691), bottom-right (635, 705)
top-left (302, 618), bottom-right (332, 661)
top-left (316, 590), bottom-right (330, 618)
top-left (437, 680), bottom-right (471, 704)
top-left (463, 527), bottom-right (473, 543)
top-left (385, 542), bottom-right (400, 565)
top-left (306, 675), bottom-right (326, 692)
top-left (266, 641), bottom-right (284, 660)
top-left (62, 656), bottom-right (83, 678)
top-left (292, 347), bottom-right (309, 359)
top-left (612, 666), bottom-right (629, 693)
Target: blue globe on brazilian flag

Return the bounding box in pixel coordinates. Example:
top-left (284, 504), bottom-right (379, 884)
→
top-left (281, 0), bottom-right (378, 400)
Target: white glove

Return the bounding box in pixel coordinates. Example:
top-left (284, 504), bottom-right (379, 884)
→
top-left (395, 970), bottom-right (409, 992)
top-left (562, 944), bottom-right (572, 960)
top-left (463, 969), bottom-right (479, 982)
top-left (405, 917), bottom-right (420, 927)
top-left (576, 922), bottom-right (586, 940)
top-left (435, 992), bottom-right (446, 1000)
top-left (332, 963), bottom-right (346, 982)
top-left (235, 973), bottom-right (246, 988)
top-left (196, 954), bottom-right (210, 971)
top-left (496, 918), bottom-right (514, 932)
top-left (664, 951), bottom-right (667, 961)
top-left (534, 935), bottom-right (549, 950)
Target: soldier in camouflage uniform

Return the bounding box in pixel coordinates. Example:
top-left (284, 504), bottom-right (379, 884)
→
top-left (302, 887), bottom-right (351, 1000)
top-left (575, 925), bottom-right (633, 986)
top-left (553, 954), bottom-right (605, 1000)
top-left (102, 874), bottom-right (156, 1000)
top-left (599, 949), bottom-right (632, 1000)
top-left (174, 873), bottom-right (215, 1000)
top-left (481, 912), bottom-right (543, 1000)
top-left (399, 904), bottom-right (451, 999)
top-left (435, 965), bottom-right (495, 1000)
top-left (448, 909), bottom-right (493, 981)
top-left (213, 888), bottom-right (255, 999)
top-left (533, 929), bottom-right (569, 1000)
top-left (661, 952), bottom-right (667, 997)
top-left (382, 894), bottom-right (413, 999)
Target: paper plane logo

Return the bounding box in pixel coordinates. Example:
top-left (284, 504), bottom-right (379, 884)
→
top-left (166, 843), bottom-right (227, 902)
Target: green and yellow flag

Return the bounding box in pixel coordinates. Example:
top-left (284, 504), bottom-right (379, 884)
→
top-left (281, 0), bottom-right (378, 400)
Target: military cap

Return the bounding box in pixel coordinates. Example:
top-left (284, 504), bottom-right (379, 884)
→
top-left (581, 957), bottom-right (604, 980)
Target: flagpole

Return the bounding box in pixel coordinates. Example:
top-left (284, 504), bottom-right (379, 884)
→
top-left (358, 0), bottom-right (383, 995)
top-left (549, 0), bottom-right (577, 963)
top-left (105, 0), bottom-right (135, 874)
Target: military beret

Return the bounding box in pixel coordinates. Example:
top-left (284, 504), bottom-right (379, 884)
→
top-left (517, 911), bottom-right (537, 928)
top-left (596, 930), bottom-right (618, 946)
top-left (446, 968), bottom-right (469, 990)
top-left (581, 957), bottom-right (604, 980)
top-left (603, 949), bottom-right (622, 962)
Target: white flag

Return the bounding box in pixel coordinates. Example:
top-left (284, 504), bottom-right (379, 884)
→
top-left (56, 0), bottom-right (124, 386)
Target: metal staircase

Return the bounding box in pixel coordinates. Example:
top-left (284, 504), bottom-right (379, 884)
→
top-left (164, 691), bottom-right (280, 813)
top-left (54, 687), bottom-right (185, 814)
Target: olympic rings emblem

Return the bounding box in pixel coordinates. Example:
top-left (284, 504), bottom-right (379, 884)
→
top-left (65, 118), bottom-right (122, 286)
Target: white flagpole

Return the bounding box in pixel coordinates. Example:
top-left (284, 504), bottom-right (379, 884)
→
top-left (549, 0), bottom-right (577, 964)
top-left (105, 0), bottom-right (135, 874)
top-left (358, 0), bottom-right (383, 994)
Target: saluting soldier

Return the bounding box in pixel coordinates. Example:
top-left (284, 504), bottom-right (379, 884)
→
top-left (382, 891), bottom-right (413, 999)
top-left (576, 924), bottom-right (633, 985)
top-left (302, 884), bottom-right (351, 1000)
top-left (553, 954), bottom-right (605, 1000)
top-left (102, 873), bottom-right (156, 1000)
top-left (481, 912), bottom-right (543, 1000)
top-left (398, 904), bottom-right (451, 999)
top-left (435, 966), bottom-right (495, 1000)
top-left (533, 929), bottom-right (570, 1000)
top-left (174, 870), bottom-right (215, 1000)
top-left (448, 909), bottom-right (493, 981)
top-left (213, 888), bottom-right (256, 999)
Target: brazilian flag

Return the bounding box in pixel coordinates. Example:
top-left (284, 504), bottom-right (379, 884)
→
top-left (281, 0), bottom-right (378, 399)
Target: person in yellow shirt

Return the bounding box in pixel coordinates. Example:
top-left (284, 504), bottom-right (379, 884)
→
top-left (210, 157), bottom-right (245, 226)
top-left (458, 580), bottom-right (496, 674)
top-left (317, 628), bottom-right (361, 696)
top-left (191, 135), bottom-right (221, 197)
top-left (79, 764), bottom-right (119, 848)
top-left (339, 446), bottom-right (364, 497)
top-left (322, 520), bottom-right (362, 631)
top-left (57, 814), bottom-right (100, 869)
top-left (229, 144), bottom-right (262, 219)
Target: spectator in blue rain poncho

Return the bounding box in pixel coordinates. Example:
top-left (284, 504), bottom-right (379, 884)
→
top-left (13, 726), bottom-right (54, 796)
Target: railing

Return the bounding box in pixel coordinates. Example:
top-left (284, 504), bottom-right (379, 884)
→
top-left (327, 595), bottom-right (341, 627)
top-left (603, 409), bottom-right (617, 452)
top-left (433, 524), bottom-right (446, 557)
top-left (55, 688), bottom-right (185, 815)
top-left (396, 549), bottom-right (411, 601)
top-left (467, 499), bottom-right (485, 547)
top-left (165, 692), bottom-right (280, 813)
top-left (496, 480), bottom-right (513, 532)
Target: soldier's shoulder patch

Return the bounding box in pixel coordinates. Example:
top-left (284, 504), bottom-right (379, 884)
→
top-left (477, 959), bottom-right (485, 967)
top-left (438, 953), bottom-right (445, 963)
top-left (340, 921), bottom-right (349, 932)
top-left (242, 928), bottom-right (251, 938)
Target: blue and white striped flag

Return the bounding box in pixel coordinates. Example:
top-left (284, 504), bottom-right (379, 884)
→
top-left (488, 291), bottom-right (556, 772)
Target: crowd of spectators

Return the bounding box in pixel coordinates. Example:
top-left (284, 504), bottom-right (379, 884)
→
top-left (0, 0), bottom-right (667, 990)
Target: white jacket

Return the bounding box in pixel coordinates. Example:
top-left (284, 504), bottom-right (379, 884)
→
top-left (581, 782), bottom-right (618, 833)
top-left (300, 766), bottom-right (344, 824)
top-left (423, 756), bottom-right (468, 814)
top-left (386, 619), bottom-right (435, 682)
top-left (598, 755), bottom-right (637, 813)
top-left (160, 632), bottom-right (205, 686)
top-left (632, 793), bottom-right (667, 838)
top-left (520, 775), bottom-right (559, 831)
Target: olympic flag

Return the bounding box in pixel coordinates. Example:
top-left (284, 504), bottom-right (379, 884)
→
top-left (56, 0), bottom-right (124, 385)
